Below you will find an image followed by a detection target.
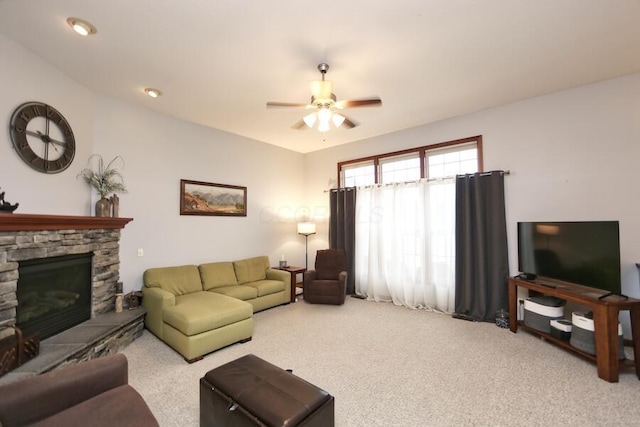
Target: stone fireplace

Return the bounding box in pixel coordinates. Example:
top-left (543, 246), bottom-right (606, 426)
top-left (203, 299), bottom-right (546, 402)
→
top-left (0, 213), bottom-right (133, 341)
top-left (0, 213), bottom-right (148, 382)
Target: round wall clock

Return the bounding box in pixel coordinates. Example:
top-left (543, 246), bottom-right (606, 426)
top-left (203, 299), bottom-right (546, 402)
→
top-left (9, 102), bottom-right (76, 174)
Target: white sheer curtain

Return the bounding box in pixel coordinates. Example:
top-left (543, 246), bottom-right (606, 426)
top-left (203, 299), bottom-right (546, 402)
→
top-left (354, 178), bottom-right (456, 313)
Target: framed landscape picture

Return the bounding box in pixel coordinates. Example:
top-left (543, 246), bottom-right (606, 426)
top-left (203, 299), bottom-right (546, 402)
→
top-left (180, 179), bottom-right (247, 216)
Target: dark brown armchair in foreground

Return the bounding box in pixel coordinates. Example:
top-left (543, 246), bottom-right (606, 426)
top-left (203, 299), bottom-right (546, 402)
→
top-left (303, 249), bottom-right (348, 305)
top-left (0, 353), bottom-right (158, 427)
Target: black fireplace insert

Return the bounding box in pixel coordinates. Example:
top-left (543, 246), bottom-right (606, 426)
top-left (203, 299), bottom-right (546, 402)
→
top-left (17, 253), bottom-right (92, 340)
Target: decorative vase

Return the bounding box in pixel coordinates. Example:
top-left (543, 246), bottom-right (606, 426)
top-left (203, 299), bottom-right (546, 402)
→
top-left (95, 197), bottom-right (111, 217)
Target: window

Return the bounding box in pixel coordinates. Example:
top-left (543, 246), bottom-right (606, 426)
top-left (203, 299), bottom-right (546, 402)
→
top-left (426, 143), bottom-right (479, 179)
top-left (337, 136), bottom-right (483, 313)
top-left (342, 161), bottom-right (375, 187)
top-left (338, 136), bottom-right (482, 187)
top-left (380, 153), bottom-right (421, 184)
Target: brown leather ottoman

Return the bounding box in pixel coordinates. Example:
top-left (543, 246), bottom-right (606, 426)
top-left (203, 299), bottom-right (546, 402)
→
top-left (200, 354), bottom-right (334, 426)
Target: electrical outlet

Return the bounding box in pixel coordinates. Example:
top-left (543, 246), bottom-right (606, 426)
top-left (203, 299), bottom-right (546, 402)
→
top-left (137, 248), bottom-right (144, 257)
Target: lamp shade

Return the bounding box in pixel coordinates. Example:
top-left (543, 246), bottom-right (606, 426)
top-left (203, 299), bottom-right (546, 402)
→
top-left (297, 222), bottom-right (316, 235)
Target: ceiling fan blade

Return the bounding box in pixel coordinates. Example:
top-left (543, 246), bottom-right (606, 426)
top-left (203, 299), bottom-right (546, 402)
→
top-left (341, 115), bottom-right (358, 129)
top-left (266, 102), bottom-right (308, 108)
top-left (334, 97), bottom-right (382, 109)
top-left (292, 119), bottom-right (308, 129)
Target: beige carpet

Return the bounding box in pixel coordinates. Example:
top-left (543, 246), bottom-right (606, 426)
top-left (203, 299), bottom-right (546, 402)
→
top-left (122, 297), bottom-right (640, 426)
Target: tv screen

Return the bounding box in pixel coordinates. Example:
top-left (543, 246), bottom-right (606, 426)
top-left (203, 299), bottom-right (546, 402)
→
top-left (517, 221), bottom-right (621, 294)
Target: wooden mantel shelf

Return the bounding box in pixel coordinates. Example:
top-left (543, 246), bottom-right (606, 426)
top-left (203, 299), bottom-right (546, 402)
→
top-left (0, 213), bottom-right (133, 231)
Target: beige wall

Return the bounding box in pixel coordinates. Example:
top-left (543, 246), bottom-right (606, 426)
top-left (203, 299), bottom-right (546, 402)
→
top-left (303, 73), bottom-right (640, 335)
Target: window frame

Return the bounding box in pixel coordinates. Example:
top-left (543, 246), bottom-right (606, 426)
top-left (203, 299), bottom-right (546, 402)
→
top-left (337, 135), bottom-right (483, 187)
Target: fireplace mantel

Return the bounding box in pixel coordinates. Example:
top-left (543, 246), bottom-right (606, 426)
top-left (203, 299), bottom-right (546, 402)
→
top-left (0, 213), bottom-right (133, 231)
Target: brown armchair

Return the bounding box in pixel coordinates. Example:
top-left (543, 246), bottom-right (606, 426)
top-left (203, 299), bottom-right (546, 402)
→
top-left (303, 249), bottom-right (348, 305)
top-left (0, 353), bottom-right (158, 427)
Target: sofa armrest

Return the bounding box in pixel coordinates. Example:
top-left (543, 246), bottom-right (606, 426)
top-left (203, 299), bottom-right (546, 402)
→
top-left (0, 354), bottom-right (129, 427)
top-left (266, 268), bottom-right (291, 301)
top-left (142, 286), bottom-right (175, 338)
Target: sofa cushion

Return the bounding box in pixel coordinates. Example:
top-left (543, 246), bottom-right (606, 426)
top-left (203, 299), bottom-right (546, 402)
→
top-left (143, 265), bottom-right (202, 296)
top-left (211, 285), bottom-right (258, 301)
top-left (164, 292), bottom-right (252, 336)
top-left (233, 256), bottom-right (268, 285)
top-left (245, 280), bottom-right (285, 297)
top-left (199, 262), bottom-right (238, 290)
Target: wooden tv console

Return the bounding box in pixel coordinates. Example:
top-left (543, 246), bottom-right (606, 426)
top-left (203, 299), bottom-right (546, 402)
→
top-left (508, 276), bottom-right (640, 383)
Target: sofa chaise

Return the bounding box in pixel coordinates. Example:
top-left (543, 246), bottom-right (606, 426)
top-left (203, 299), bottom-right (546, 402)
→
top-left (142, 256), bottom-right (290, 362)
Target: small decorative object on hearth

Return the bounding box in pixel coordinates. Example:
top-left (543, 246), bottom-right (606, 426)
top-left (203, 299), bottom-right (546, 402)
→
top-left (77, 155), bottom-right (126, 217)
top-left (126, 291), bottom-right (143, 309)
top-left (0, 325), bottom-right (40, 377)
top-left (115, 281), bottom-right (123, 313)
top-left (0, 188), bottom-right (19, 213)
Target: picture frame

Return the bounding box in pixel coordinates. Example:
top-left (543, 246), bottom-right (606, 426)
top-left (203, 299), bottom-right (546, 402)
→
top-left (180, 179), bottom-right (247, 217)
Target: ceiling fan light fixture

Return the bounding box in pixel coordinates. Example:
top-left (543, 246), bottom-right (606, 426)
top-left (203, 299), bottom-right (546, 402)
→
top-left (267, 62), bottom-right (380, 132)
top-left (317, 121), bottom-right (330, 132)
top-left (66, 17), bottom-right (97, 36)
top-left (332, 113), bottom-right (345, 127)
top-left (303, 113), bottom-right (317, 128)
top-left (317, 108), bottom-right (332, 124)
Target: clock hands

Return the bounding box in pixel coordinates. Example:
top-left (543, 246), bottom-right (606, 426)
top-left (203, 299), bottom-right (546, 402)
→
top-left (23, 129), bottom-right (64, 169)
top-left (44, 138), bottom-right (49, 170)
top-left (25, 130), bottom-right (67, 149)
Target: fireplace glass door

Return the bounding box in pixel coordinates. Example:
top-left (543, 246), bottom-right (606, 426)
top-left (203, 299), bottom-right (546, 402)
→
top-left (17, 253), bottom-right (92, 340)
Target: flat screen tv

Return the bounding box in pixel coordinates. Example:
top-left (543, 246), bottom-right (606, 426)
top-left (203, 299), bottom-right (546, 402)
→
top-left (517, 221), bottom-right (621, 294)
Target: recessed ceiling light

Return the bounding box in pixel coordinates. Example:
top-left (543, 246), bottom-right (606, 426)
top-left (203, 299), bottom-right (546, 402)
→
top-left (144, 88), bottom-right (162, 98)
top-left (66, 17), bottom-right (97, 36)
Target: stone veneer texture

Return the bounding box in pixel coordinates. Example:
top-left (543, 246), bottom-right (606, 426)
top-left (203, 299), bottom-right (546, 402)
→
top-left (0, 228), bottom-right (121, 333)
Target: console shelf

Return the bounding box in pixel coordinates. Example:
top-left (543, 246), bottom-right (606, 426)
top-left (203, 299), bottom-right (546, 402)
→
top-left (516, 321), bottom-right (637, 370)
top-left (509, 276), bottom-right (640, 383)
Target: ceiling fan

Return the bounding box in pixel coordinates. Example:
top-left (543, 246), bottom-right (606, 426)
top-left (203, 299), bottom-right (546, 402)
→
top-left (266, 63), bottom-right (382, 132)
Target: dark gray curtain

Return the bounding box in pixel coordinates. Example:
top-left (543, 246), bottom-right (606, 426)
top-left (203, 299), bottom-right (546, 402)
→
top-left (329, 188), bottom-right (356, 294)
top-left (454, 171), bottom-right (509, 322)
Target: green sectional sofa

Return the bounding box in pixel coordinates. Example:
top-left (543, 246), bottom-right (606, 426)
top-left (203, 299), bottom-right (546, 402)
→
top-left (142, 256), bottom-right (290, 362)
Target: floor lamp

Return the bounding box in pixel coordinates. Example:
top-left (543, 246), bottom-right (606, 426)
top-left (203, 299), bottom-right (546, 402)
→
top-left (297, 222), bottom-right (316, 270)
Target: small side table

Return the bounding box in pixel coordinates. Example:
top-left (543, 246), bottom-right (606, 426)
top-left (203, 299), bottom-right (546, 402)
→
top-left (274, 266), bottom-right (306, 303)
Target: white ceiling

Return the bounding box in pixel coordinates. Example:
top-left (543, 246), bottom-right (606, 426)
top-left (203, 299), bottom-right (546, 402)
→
top-left (1, 0), bottom-right (639, 153)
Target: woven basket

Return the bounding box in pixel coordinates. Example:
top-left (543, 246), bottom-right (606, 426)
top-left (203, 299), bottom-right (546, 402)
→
top-left (0, 325), bottom-right (40, 377)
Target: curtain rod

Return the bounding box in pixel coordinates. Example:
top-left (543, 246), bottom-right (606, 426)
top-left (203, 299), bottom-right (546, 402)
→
top-left (324, 170), bottom-right (510, 192)
top-left (469, 170), bottom-right (510, 177)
